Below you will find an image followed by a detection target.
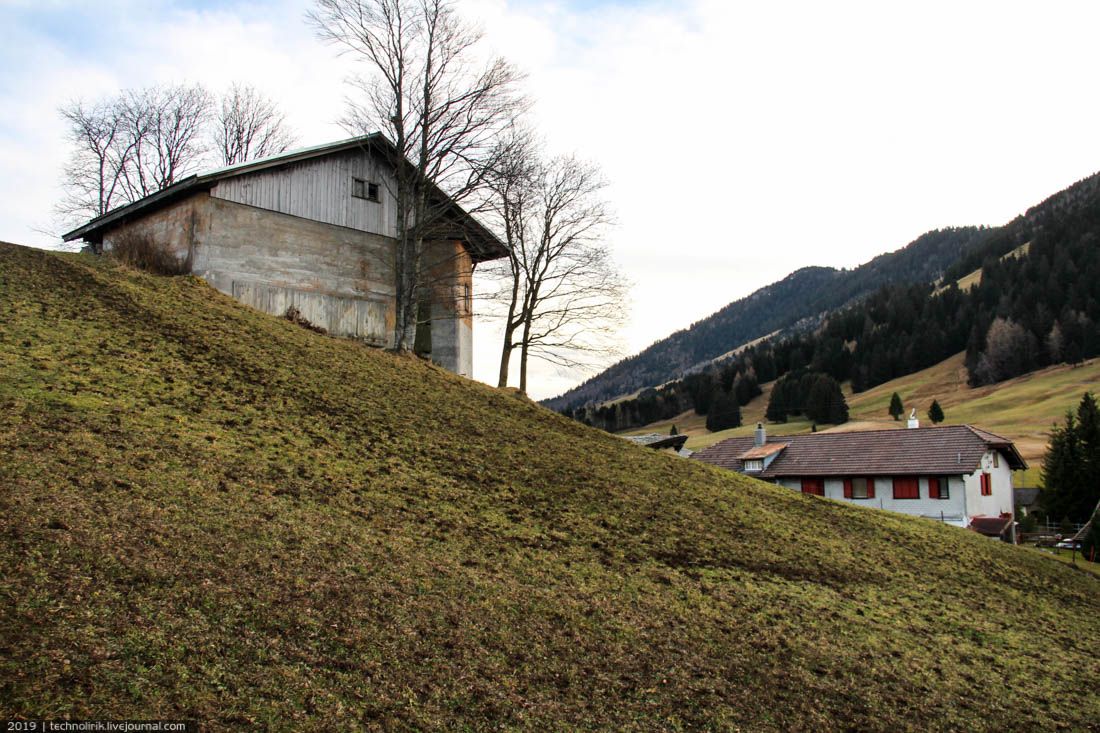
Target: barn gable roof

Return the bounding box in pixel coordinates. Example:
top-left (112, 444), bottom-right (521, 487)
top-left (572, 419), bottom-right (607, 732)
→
top-left (692, 424), bottom-right (1027, 477)
top-left (61, 133), bottom-right (507, 262)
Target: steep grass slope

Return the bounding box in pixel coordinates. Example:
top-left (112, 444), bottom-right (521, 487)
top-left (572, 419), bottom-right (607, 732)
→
top-left (1, 243), bottom-right (1098, 731)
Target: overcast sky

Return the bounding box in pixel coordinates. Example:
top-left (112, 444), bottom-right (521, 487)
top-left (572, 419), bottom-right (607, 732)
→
top-left (3, 0), bottom-right (1099, 399)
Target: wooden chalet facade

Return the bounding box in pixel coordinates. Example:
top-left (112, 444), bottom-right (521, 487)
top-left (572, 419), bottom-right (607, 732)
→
top-left (693, 423), bottom-right (1027, 539)
top-left (62, 134), bottom-right (507, 377)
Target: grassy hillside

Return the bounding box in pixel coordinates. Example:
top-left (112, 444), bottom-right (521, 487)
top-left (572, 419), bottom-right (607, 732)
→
top-left (1, 243), bottom-right (1098, 731)
top-left (935, 242), bottom-right (1032, 294)
top-left (638, 352), bottom-right (1100, 485)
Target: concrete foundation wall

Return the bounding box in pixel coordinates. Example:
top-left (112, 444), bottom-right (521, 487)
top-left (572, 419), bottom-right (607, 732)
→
top-left (103, 192), bottom-right (398, 347)
top-left (100, 196), bottom-right (200, 269)
top-left (423, 240), bottom-right (474, 376)
top-left (98, 193), bottom-right (480, 372)
top-left (195, 195), bottom-right (397, 347)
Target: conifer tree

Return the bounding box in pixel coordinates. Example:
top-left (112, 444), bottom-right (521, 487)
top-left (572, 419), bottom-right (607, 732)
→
top-left (706, 390), bottom-right (742, 432)
top-left (889, 392), bottom-right (904, 421)
top-left (1041, 393), bottom-right (1100, 522)
top-left (928, 400), bottom-right (945, 424)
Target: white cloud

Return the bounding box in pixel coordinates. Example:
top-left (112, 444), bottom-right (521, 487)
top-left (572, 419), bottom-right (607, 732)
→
top-left (3, 0), bottom-right (1099, 399)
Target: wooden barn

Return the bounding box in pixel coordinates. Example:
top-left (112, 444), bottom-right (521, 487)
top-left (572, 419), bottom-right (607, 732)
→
top-left (62, 134), bottom-right (507, 377)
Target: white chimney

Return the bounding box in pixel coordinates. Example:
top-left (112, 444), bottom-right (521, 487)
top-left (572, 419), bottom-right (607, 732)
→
top-left (754, 422), bottom-right (766, 447)
top-left (907, 408), bottom-right (919, 429)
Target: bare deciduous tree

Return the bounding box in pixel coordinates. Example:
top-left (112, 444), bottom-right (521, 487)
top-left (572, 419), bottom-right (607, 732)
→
top-left (214, 83), bottom-right (297, 166)
top-left (119, 83), bottom-right (213, 200)
top-left (57, 100), bottom-right (136, 222)
top-left (485, 139), bottom-right (627, 393)
top-left (57, 83), bottom-right (213, 231)
top-left (310, 0), bottom-right (526, 353)
top-left (975, 316), bottom-right (1037, 384)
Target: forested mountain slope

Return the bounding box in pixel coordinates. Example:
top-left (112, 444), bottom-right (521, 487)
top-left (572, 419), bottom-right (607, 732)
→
top-left (1, 242), bottom-right (1097, 731)
top-left (560, 171), bottom-right (1100, 436)
top-left (547, 227), bottom-right (987, 412)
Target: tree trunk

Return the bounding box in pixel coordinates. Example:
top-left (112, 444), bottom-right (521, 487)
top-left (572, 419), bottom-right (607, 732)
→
top-left (518, 316), bottom-right (533, 394)
top-left (497, 271), bottom-right (522, 387)
top-left (498, 324), bottom-right (515, 388)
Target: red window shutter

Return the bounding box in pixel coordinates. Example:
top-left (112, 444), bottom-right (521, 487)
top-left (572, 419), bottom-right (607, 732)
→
top-left (980, 473), bottom-right (992, 496)
top-left (867, 479), bottom-right (876, 499)
top-left (893, 477), bottom-right (919, 499)
top-left (802, 478), bottom-right (824, 496)
top-left (843, 479), bottom-right (853, 499)
top-left (929, 477), bottom-right (940, 500)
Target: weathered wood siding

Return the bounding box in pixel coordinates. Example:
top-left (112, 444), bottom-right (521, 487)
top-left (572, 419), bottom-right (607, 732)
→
top-left (212, 149), bottom-right (399, 237)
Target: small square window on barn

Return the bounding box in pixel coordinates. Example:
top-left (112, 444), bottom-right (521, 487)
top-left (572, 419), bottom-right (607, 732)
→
top-left (892, 477), bottom-right (919, 500)
top-left (352, 178), bottom-right (381, 202)
top-left (844, 476), bottom-right (873, 499)
top-left (929, 477), bottom-right (950, 500)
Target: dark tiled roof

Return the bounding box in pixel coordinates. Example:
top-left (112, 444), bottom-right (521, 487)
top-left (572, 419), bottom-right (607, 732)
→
top-left (692, 425), bottom-right (1027, 477)
top-left (970, 515), bottom-right (1013, 537)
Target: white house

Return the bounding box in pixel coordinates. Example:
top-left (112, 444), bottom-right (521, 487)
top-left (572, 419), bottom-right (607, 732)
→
top-left (692, 421), bottom-right (1027, 540)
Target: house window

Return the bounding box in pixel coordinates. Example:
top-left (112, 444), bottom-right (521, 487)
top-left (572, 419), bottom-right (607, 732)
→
top-left (893, 477), bottom-right (919, 500)
top-left (980, 472), bottom-right (992, 496)
top-left (744, 459), bottom-right (763, 472)
top-left (352, 178), bottom-right (380, 202)
top-left (843, 477), bottom-right (873, 499)
top-left (992, 453), bottom-right (999, 468)
top-left (801, 478), bottom-right (825, 496)
top-left (929, 477), bottom-right (950, 500)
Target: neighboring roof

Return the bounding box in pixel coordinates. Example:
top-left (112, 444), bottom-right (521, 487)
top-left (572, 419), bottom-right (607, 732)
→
top-left (624, 433), bottom-right (690, 451)
top-left (739, 442), bottom-right (789, 460)
top-left (62, 133), bottom-right (508, 262)
top-left (969, 515), bottom-right (1013, 537)
top-left (1014, 487), bottom-right (1041, 508)
top-left (692, 424), bottom-right (1028, 477)
top-left (1073, 499), bottom-right (1100, 542)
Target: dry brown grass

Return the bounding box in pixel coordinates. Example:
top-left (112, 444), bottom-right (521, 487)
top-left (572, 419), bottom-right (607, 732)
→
top-left (1, 242), bottom-right (1098, 731)
top-left (106, 230), bottom-right (190, 276)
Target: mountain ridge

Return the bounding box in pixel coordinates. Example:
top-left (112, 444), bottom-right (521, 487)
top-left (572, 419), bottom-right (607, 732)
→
top-left (547, 226), bottom-right (989, 411)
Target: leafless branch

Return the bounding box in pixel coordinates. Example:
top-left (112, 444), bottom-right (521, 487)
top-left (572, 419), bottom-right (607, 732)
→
top-left (310, 0), bottom-right (527, 353)
top-left (213, 83), bottom-right (297, 166)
